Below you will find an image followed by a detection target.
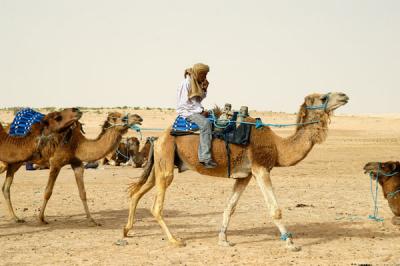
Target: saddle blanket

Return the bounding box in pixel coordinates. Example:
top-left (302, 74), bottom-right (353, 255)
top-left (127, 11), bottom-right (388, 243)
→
top-left (171, 116), bottom-right (200, 134)
top-left (9, 108), bottom-right (45, 137)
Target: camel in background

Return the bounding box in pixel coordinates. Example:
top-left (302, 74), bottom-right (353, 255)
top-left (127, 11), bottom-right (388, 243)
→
top-left (102, 136), bottom-right (156, 167)
top-left (102, 137), bottom-right (140, 166)
top-left (2, 112), bottom-right (142, 225)
top-left (124, 92), bottom-right (349, 251)
top-left (364, 161), bottom-right (400, 225)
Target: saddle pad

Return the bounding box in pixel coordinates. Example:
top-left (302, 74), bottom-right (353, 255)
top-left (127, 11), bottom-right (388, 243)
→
top-left (9, 108), bottom-right (45, 136)
top-left (171, 116), bottom-right (200, 132)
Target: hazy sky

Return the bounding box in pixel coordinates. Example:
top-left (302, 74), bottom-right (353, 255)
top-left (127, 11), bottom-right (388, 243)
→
top-left (0, 0), bottom-right (399, 113)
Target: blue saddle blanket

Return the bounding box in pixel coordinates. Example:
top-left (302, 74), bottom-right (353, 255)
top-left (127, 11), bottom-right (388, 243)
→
top-left (172, 116), bottom-right (199, 132)
top-left (9, 108), bottom-right (45, 137)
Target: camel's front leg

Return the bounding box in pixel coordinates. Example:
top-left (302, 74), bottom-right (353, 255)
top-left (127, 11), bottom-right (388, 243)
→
top-left (2, 163), bottom-right (23, 222)
top-left (253, 166), bottom-right (301, 252)
top-left (39, 166), bottom-right (61, 224)
top-left (72, 163), bottom-right (100, 226)
top-left (218, 176), bottom-right (251, 247)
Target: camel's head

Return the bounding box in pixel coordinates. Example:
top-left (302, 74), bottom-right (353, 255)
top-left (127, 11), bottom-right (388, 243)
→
top-left (296, 92), bottom-right (348, 144)
top-left (104, 112), bottom-right (143, 131)
top-left (364, 161), bottom-right (400, 185)
top-left (126, 137), bottom-right (140, 151)
top-left (303, 92), bottom-right (349, 113)
top-left (41, 108), bottom-right (82, 135)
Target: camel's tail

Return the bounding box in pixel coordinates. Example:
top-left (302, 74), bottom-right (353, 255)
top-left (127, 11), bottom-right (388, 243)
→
top-left (127, 137), bottom-right (155, 197)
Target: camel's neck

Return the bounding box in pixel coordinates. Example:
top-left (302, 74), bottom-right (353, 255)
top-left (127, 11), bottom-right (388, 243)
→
top-left (75, 127), bottom-right (127, 162)
top-left (0, 124), bottom-right (41, 163)
top-left (275, 114), bottom-right (329, 167)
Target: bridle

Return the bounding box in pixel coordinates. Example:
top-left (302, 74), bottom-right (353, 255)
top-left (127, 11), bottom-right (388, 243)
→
top-left (305, 93), bottom-right (331, 111)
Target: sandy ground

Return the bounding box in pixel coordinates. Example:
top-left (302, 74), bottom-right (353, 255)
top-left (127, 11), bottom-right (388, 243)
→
top-left (1, 108), bottom-right (400, 265)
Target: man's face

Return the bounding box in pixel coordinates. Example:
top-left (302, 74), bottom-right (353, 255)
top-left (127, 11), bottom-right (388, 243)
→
top-left (197, 72), bottom-right (207, 83)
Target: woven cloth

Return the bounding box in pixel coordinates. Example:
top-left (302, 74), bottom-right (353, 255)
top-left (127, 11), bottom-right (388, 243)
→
top-left (9, 108), bottom-right (45, 136)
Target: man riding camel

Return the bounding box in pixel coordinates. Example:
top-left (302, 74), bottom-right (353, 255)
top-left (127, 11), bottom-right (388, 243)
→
top-left (176, 63), bottom-right (217, 168)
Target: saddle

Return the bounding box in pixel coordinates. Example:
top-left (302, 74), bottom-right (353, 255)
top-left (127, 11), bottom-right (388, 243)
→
top-left (9, 108), bottom-right (45, 137)
top-left (170, 111), bottom-right (252, 176)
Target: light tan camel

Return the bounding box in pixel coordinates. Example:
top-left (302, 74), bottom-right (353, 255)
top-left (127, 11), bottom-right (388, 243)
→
top-left (364, 161), bottom-right (400, 225)
top-left (123, 92), bottom-right (349, 251)
top-left (1, 112), bottom-right (143, 225)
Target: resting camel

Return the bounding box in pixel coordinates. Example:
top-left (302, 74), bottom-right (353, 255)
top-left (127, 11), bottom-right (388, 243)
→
top-left (364, 161), bottom-right (400, 225)
top-left (123, 92), bottom-right (349, 251)
top-left (1, 112), bottom-right (143, 225)
top-left (130, 136), bottom-right (157, 167)
top-left (103, 136), bottom-right (156, 167)
top-left (102, 137), bottom-right (140, 166)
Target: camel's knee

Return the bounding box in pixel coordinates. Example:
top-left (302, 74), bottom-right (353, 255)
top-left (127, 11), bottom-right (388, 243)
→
top-left (79, 191), bottom-right (87, 201)
top-left (44, 191), bottom-right (53, 200)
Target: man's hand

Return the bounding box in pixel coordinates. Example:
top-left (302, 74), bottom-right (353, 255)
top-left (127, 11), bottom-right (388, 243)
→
top-left (201, 110), bottom-right (209, 117)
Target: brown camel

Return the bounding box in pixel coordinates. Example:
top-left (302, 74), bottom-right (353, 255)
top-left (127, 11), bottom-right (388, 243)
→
top-left (102, 137), bottom-right (140, 166)
top-left (0, 108), bottom-right (82, 222)
top-left (130, 136), bottom-right (157, 167)
top-left (1, 112), bottom-right (143, 225)
top-left (0, 108), bottom-right (82, 164)
top-left (123, 92), bottom-right (349, 251)
top-left (363, 161), bottom-right (400, 225)
top-left (103, 136), bottom-right (156, 167)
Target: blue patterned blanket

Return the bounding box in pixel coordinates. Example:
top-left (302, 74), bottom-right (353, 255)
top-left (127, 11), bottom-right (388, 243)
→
top-left (9, 108), bottom-right (45, 137)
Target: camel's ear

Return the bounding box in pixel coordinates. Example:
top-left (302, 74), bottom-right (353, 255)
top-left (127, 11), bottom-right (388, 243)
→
top-left (395, 161), bottom-right (400, 172)
top-left (41, 118), bottom-right (50, 128)
top-left (390, 162), bottom-right (397, 172)
top-left (304, 96), bottom-right (315, 106)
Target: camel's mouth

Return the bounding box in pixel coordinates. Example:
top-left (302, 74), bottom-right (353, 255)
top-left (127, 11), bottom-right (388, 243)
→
top-left (329, 94), bottom-right (349, 111)
top-left (364, 163), bottom-right (379, 175)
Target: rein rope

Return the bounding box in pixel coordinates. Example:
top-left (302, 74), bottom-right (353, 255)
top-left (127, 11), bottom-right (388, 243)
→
top-left (368, 163), bottom-right (400, 222)
top-left (128, 94), bottom-right (330, 136)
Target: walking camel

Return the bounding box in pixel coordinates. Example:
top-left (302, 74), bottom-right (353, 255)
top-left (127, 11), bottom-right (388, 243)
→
top-left (124, 92), bottom-right (349, 251)
top-left (1, 112), bottom-right (143, 225)
top-left (0, 108), bottom-right (82, 222)
top-left (0, 108), bottom-right (82, 164)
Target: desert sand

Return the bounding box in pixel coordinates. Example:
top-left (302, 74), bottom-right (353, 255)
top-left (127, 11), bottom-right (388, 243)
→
top-left (1, 108), bottom-right (400, 265)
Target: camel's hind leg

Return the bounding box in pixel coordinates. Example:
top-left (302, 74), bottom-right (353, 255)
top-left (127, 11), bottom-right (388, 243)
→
top-left (2, 163), bottom-right (23, 223)
top-left (70, 163), bottom-right (99, 226)
top-left (218, 175), bottom-right (251, 247)
top-left (123, 167), bottom-right (156, 237)
top-left (151, 174), bottom-right (185, 247)
top-left (0, 161), bottom-right (8, 174)
top-left (39, 166), bottom-right (61, 224)
top-left (253, 166), bottom-right (301, 252)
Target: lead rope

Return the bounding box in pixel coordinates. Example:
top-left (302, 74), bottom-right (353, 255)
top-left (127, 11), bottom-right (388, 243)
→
top-left (368, 164), bottom-right (384, 222)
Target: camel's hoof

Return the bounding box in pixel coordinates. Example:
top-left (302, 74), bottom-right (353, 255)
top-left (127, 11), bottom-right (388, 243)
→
top-left (123, 227), bottom-right (131, 237)
top-left (391, 216), bottom-right (400, 225)
top-left (218, 240), bottom-right (235, 247)
top-left (287, 244), bottom-right (302, 252)
top-left (171, 239), bottom-right (186, 247)
top-left (15, 218), bottom-right (26, 224)
top-left (39, 218), bottom-right (49, 225)
top-left (87, 219), bottom-right (101, 227)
